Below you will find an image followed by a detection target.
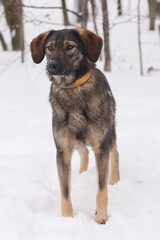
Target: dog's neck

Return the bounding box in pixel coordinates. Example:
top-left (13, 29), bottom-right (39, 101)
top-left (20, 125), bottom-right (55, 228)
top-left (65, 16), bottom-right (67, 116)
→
top-left (62, 72), bottom-right (92, 89)
top-left (50, 71), bottom-right (92, 89)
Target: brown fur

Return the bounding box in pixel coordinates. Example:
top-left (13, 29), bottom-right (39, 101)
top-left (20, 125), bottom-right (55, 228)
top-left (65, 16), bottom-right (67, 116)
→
top-left (76, 28), bottom-right (102, 62)
top-left (30, 28), bottom-right (120, 224)
top-left (30, 30), bottom-right (53, 63)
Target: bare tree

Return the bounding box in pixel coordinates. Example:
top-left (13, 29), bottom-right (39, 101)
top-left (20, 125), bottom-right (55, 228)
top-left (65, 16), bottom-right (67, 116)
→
top-left (157, 1), bottom-right (160, 16)
top-left (1, 0), bottom-right (24, 62)
top-left (117, 0), bottom-right (122, 16)
top-left (90, 0), bottom-right (102, 60)
top-left (138, 0), bottom-right (143, 75)
top-left (76, 0), bottom-right (81, 23)
top-left (77, 0), bottom-right (89, 29)
top-left (90, 0), bottom-right (98, 34)
top-left (101, 0), bottom-right (111, 71)
top-left (61, 0), bottom-right (70, 26)
top-left (148, 0), bottom-right (156, 30)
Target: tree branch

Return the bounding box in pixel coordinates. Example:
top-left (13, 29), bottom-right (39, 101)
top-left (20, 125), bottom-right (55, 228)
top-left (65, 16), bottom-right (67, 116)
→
top-left (7, 1), bottom-right (82, 18)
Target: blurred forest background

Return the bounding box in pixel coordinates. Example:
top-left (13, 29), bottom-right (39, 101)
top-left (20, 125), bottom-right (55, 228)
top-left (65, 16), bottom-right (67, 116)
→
top-left (0, 2), bottom-right (160, 238)
top-left (0, 0), bottom-right (160, 74)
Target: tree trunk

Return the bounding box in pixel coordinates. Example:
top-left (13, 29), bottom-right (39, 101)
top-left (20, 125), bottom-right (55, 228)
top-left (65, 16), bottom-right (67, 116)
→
top-left (117, 0), bottom-right (122, 16)
top-left (1, 0), bottom-right (24, 62)
top-left (101, 0), bottom-right (111, 71)
top-left (78, 0), bottom-right (89, 29)
top-left (90, 0), bottom-right (102, 60)
top-left (76, 0), bottom-right (82, 23)
top-left (90, 0), bottom-right (98, 34)
top-left (61, 0), bottom-right (70, 26)
top-left (157, 3), bottom-right (160, 16)
top-left (138, 0), bottom-right (143, 75)
top-left (148, 0), bottom-right (156, 30)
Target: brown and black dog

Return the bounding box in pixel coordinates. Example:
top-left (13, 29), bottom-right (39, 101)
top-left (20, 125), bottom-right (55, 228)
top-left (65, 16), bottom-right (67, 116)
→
top-left (30, 28), bottom-right (119, 224)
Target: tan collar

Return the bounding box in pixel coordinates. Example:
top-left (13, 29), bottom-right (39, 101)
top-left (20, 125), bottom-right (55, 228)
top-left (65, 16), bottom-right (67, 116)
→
top-left (63, 72), bottom-right (91, 89)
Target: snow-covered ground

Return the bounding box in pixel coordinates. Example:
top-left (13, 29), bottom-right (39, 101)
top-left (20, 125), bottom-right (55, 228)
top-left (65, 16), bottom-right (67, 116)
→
top-left (0, 0), bottom-right (160, 239)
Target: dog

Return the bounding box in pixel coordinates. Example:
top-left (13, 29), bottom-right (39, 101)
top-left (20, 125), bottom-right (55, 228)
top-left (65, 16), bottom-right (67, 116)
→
top-left (30, 28), bottom-right (119, 224)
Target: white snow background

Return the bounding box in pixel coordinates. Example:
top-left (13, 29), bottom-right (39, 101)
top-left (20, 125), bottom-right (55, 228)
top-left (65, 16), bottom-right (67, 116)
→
top-left (0, 0), bottom-right (160, 239)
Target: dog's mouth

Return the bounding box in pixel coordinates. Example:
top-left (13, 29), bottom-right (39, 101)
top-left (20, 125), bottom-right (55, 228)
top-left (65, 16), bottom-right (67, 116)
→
top-left (47, 67), bottom-right (70, 78)
top-left (49, 70), bottom-right (69, 77)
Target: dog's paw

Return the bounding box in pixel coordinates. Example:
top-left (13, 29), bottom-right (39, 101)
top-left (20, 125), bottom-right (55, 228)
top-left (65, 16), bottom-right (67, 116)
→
top-left (95, 209), bottom-right (109, 224)
top-left (62, 209), bottom-right (73, 217)
top-left (109, 173), bottom-right (120, 185)
top-left (61, 202), bottom-right (73, 217)
top-left (95, 214), bottom-right (109, 224)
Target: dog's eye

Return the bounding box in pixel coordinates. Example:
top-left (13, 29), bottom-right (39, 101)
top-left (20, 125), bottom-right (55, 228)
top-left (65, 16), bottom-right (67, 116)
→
top-left (47, 46), bottom-right (53, 51)
top-left (66, 45), bottom-right (74, 51)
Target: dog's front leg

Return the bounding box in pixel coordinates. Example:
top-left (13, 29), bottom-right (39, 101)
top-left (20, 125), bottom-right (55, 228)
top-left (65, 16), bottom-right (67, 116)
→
top-left (56, 145), bottom-right (73, 217)
top-left (94, 143), bottom-right (110, 224)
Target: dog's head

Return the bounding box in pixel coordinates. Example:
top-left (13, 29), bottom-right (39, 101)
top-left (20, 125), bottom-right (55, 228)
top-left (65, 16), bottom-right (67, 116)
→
top-left (30, 28), bottom-right (102, 79)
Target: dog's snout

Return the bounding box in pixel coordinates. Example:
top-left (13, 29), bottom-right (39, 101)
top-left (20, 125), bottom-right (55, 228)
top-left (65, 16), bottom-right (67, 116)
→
top-left (48, 59), bottom-right (60, 73)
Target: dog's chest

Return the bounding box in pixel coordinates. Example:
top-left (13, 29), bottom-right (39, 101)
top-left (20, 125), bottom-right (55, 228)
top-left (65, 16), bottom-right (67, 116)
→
top-left (49, 82), bottom-right (112, 142)
top-left (50, 87), bottom-right (90, 130)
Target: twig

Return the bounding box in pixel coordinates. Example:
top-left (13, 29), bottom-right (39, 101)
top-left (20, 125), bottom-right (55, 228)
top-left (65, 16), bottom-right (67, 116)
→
top-left (110, 14), bottom-right (148, 29)
top-left (24, 19), bottom-right (78, 28)
top-left (0, 31), bottom-right (7, 50)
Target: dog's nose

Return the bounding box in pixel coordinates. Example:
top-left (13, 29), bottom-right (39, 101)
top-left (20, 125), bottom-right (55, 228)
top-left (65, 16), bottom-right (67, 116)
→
top-left (48, 59), bottom-right (60, 73)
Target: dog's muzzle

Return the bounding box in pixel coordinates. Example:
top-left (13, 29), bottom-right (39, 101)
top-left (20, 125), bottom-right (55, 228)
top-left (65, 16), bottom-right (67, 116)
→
top-left (47, 59), bottom-right (60, 75)
top-left (47, 59), bottom-right (67, 76)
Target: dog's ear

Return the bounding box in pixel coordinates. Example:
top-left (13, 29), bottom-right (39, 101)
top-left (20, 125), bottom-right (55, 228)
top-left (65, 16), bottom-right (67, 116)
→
top-left (30, 30), bottom-right (54, 63)
top-left (75, 28), bottom-right (103, 62)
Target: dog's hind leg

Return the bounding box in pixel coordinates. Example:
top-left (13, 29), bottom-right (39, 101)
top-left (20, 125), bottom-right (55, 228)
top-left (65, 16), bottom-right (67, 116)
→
top-left (77, 145), bottom-right (89, 173)
top-left (109, 126), bottom-right (120, 185)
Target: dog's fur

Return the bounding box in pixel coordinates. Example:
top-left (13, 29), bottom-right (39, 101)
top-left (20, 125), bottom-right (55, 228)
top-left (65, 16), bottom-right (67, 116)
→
top-left (30, 28), bottom-right (119, 224)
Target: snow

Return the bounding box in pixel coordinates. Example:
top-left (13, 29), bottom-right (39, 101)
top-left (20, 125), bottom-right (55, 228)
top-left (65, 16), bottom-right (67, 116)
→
top-left (0, 0), bottom-right (160, 239)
